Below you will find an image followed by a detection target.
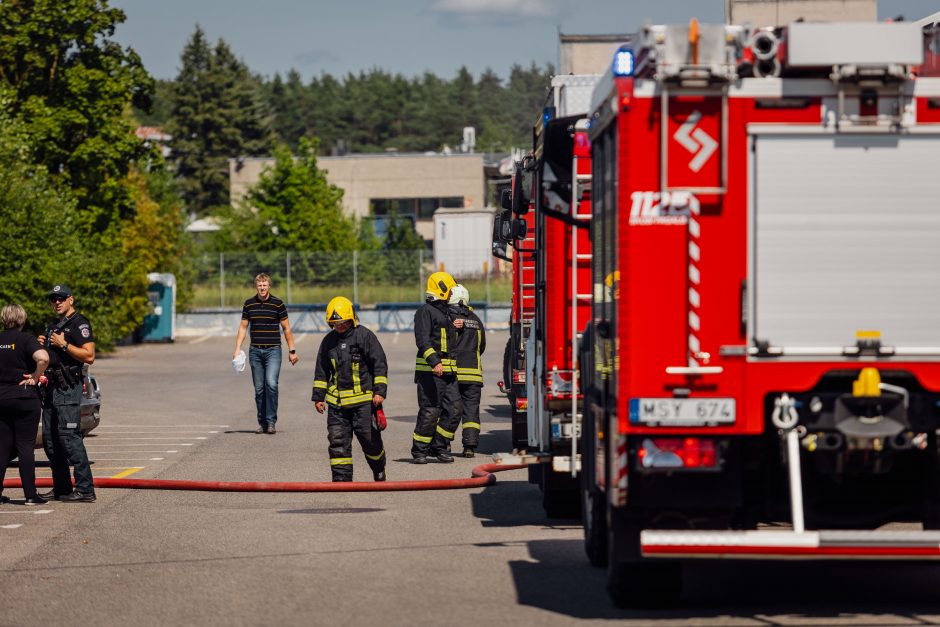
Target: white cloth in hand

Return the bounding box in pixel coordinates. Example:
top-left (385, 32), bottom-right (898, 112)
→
top-left (232, 350), bottom-right (247, 373)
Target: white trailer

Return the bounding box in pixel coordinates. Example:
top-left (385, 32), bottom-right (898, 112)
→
top-left (433, 208), bottom-right (495, 279)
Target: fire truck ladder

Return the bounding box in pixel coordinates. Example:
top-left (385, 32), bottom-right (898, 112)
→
top-left (640, 394), bottom-right (940, 559)
top-left (569, 120), bottom-right (592, 478)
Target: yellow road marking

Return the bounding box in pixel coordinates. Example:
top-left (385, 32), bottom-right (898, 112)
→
top-left (110, 467), bottom-right (144, 479)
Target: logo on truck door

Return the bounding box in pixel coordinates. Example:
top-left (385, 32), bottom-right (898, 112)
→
top-left (674, 110), bottom-right (718, 173)
top-left (629, 191), bottom-right (699, 225)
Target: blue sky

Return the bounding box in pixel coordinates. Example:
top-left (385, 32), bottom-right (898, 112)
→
top-left (110, 0), bottom-right (940, 81)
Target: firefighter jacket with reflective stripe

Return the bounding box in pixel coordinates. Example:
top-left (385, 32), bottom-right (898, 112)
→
top-left (414, 300), bottom-right (456, 374)
top-left (449, 304), bottom-right (486, 385)
top-left (312, 325), bottom-right (388, 408)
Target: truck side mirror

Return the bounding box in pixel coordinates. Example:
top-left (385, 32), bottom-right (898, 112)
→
top-left (511, 218), bottom-right (528, 240)
top-left (500, 188), bottom-right (513, 211)
top-left (492, 239), bottom-right (510, 261)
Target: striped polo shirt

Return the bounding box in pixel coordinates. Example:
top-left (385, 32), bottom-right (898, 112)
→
top-left (242, 294), bottom-right (288, 347)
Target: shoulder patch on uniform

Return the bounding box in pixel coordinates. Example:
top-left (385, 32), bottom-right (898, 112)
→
top-left (81, 328), bottom-right (90, 338)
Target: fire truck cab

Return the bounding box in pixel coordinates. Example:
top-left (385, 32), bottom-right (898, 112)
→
top-left (581, 20), bottom-right (940, 607)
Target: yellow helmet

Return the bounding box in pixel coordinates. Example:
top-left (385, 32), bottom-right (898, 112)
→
top-left (325, 296), bottom-right (356, 327)
top-left (426, 271), bottom-right (457, 301)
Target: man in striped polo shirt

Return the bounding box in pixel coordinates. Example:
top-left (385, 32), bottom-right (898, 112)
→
top-left (233, 273), bottom-right (299, 434)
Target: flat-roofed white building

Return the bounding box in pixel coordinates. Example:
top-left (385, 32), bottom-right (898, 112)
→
top-left (725, 0), bottom-right (876, 25)
top-left (229, 152), bottom-right (485, 241)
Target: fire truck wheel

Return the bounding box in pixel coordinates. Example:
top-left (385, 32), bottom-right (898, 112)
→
top-left (606, 519), bottom-right (682, 608)
top-left (582, 485), bottom-right (607, 567)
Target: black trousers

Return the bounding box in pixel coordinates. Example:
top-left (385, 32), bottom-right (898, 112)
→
top-left (327, 403), bottom-right (386, 482)
top-left (411, 372), bottom-right (461, 458)
top-left (42, 384), bottom-right (94, 495)
top-left (458, 383), bottom-right (482, 448)
top-left (0, 396), bottom-right (42, 500)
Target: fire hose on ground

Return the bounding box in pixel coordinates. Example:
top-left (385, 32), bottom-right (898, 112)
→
top-left (2, 462), bottom-right (526, 493)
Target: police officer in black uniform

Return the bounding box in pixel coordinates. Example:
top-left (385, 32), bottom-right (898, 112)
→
top-left (411, 271), bottom-right (461, 464)
top-left (448, 285), bottom-right (486, 458)
top-left (311, 297), bottom-right (389, 482)
top-left (39, 284), bottom-right (96, 502)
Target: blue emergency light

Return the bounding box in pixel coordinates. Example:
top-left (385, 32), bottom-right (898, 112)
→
top-left (613, 49), bottom-right (635, 77)
top-left (543, 106), bottom-right (555, 125)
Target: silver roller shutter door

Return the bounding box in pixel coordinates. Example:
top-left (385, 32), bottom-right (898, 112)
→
top-left (753, 133), bottom-right (940, 352)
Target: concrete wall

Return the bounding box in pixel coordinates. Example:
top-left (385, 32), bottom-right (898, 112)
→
top-left (726, 0), bottom-right (876, 25)
top-left (229, 153), bottom-right (485, 234)
top-left (559, 34), bottom-right (631, 75)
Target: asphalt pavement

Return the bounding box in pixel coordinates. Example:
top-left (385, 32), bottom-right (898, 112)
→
top-left (3, 331), bottom-right (940, 626)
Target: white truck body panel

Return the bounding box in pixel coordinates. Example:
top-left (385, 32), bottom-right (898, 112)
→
top-left (750, 130), bottom-right (940, 353)
top-left (433, 209), bottom-right (494, 278)
top-left (551, 74), bottom-right (601, 117)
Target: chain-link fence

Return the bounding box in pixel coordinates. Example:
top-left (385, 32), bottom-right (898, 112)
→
top-left (190, 250), bottom-right (512, 310)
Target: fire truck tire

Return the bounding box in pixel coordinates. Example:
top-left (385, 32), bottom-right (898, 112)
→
top-left (606, 514), bottom-right (681, 607)
top-left (582, 484), bottom-right (607, 567)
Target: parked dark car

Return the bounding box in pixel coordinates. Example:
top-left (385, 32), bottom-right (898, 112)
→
top-left (22, 366), bottom-right (101, 452)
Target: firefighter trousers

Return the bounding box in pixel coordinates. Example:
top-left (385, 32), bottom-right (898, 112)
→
top-left (327, 403), bottom-right (386, 482)
top-left (458, 383), bottom-right (482, 448)
top-left (411, 372), bottom-right (461, 459)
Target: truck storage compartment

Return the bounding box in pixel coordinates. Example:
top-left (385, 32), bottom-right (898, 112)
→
top-left (750, 131), bottom-right (940, 355)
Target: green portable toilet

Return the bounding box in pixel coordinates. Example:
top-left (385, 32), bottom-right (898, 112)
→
top-left (141, 273), bottom-right (176, 342)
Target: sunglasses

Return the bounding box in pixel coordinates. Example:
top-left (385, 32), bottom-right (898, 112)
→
top-left (49, 296), bottom-right (68, 303)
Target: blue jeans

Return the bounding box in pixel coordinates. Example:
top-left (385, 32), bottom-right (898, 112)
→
top-left (249, 346), bottom-right (282, 427)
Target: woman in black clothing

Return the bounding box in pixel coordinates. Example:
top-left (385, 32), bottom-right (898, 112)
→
top-left (0, 304), bottom-right (49, 505)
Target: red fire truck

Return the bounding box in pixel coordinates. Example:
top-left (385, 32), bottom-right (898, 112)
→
top-left (579, 19), bottom-right (940, 607)
top-left (494, 76), bottom-right (598, 515)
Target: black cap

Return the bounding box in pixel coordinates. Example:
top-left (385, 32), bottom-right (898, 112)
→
top-left (48, 284), bottom-right (73, 298)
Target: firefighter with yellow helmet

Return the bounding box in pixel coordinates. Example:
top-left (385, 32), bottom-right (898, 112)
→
top-left (311, 297), bottom-right (389, 482)
top-left (411, 271), bottom-right (462, 463)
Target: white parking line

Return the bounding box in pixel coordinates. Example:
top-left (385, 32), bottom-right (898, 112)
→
top-left (294, 334), bottom-right (307, 344)
top-left (86, 450), bottom-right (178, 454)
top-left (100, 424), bottom-right (230, 428)
top-left (88, 437), bottom-right (207, 440)
top-left (2, 524), bottom-right (23, 529)
top-left (188, 335), bottom-right (213, 345)
top-left (83, 444), bottom-right (194, 447)
top-left (0, 510), bottom-right (53, 515)
top-left (90, 457), bottom-right (165, 461)
top-left (92, 431), bottom-right (219, 434)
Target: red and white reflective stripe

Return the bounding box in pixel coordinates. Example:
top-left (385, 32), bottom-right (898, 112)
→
top-left (612, 433), bottom-right (628, 507)
top-left (686, 194), bottom-right (703, 367)
top-left (641, 529), bottom-right (940, 560)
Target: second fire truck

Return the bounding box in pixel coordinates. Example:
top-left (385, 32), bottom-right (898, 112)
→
top-left (495, 75), bottom-right (599, 516)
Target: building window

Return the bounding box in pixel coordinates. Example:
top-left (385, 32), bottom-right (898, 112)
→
top-left (371, 197), bottom-right (465, 220)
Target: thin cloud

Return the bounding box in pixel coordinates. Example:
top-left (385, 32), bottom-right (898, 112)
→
top-left (431, 0), bottom-right (557, 22)
top-left (294, 49), bottom-right (340, 67)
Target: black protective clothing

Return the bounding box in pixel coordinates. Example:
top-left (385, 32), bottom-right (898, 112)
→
top-left (449, 304), bottom-right (486, 448)
top-left (412, 300), bottom-right (460, 458)
top-left (311, 325), bottom-right (388, 481)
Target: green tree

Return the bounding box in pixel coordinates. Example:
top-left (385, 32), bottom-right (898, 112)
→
top-left (133, 78), bottom-right (173, 127)
top-left (0, 2), bottom-right (193, 348)
top-left (0, 108), bottom-right (82, 333)
top-left (217, 137), bottom-right (355, 252)
top-left (167, 26), bottom-right (273, 215)
top-left (0, 0), bottom-right (154, 229)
